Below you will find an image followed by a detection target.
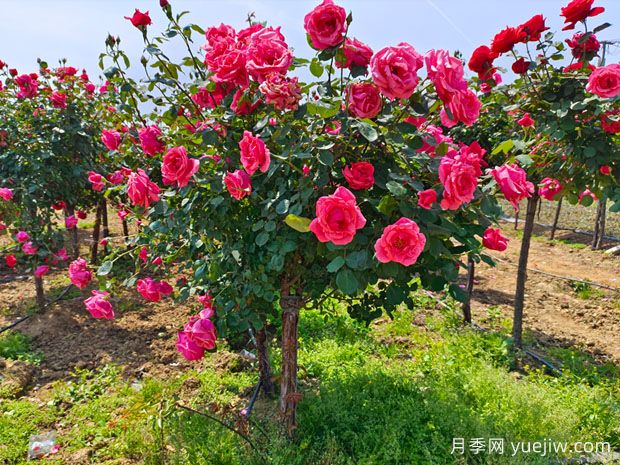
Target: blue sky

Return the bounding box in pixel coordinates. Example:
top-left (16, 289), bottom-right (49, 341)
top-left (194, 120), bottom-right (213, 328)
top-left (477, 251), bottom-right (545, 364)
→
top-left (0, 0), bottom-right (618, 81)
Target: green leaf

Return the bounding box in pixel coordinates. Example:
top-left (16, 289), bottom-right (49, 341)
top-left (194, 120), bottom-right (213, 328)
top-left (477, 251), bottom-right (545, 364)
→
top-left (336, 268), bottom-right (359, 295)
top-left (255, 232), bottom-right (269, 246)
top-left (492, 139), bottom-right (514, 155)
top-left (284, 214), bottom-right (312, 233)
top-left (97, 261), bottom-right (113, 276)
top-left (327, 256), bottom-right (345, 273)
top-left (310, 59), bottom-right (324, 78)
top-left (307, 100), bottom-right (340, 119)
top-left (357, 121), bottom-right (378, 142)
top-left (318, 150), bottom-right (334, 166)
top-left (515, 154), bottom-right (534, 166)
top-left (345, 250), bottom-right (369, 270)
top-left (386, 181), bottom-right (407, 197)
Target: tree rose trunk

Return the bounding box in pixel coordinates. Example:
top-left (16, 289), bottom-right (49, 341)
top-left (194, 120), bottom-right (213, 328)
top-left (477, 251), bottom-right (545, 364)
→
top-left (591, 197), bottom-right (606, 250)
top-left (256, 328), bottom-right (275, 398)
top-left (462, 256), bottom-right (475, 324)
top-left (513, 193), bottom-right (539, 348)
top-left (65, 205), bottom-right (79, 259)
top-left (34, 274), bottom-right (45, 309)
top-left (90, 203), bottom-right (103, 264)
top-left (280, 278), bottom-right (302, 435)
top-left (550, 197), bottom-right (562, 240)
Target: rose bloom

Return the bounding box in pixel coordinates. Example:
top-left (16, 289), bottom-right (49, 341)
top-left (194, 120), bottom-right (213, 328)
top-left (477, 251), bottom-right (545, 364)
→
top-left (15, 74), bottom-right (38, 99)
top-left (579, 188), bottom-right (598, 203)
top-left (342, 162), bottom-right (374, 190)
top-left (425, 49), bottom-right (467, 103)
top-left (65, 215), bottom-right (78, 229)
top-left (325, 121), bottom-right (341, 135)
top-left (84, 290), bottom-right (115, 320)
top-left (375, 218), bottom-right (426, 266)
top-left (517, 112), bottom-right (535, 127)
top-left (601, 109), bottom-right (620, 133)
top-left (127, 169), bottom-right (160, 209)
top-left (137, 278), bottom-right (173, 302)
top-left (512, 58), bottom-right (531, 74)
top-left (230, 89), bottom-right (261, 115)
top-left (482, 227), bottom-right (509, 252)
top-left (68, 258), bottom-right (92, 289)
top-left (538, 177), bottom-right (563, 201)
top-left (0, 187), bottom-right (13, 201)
top-left (239, 131), bottom-right (270, 175)
top-left (488, 164), bottom-right (534, 209)
top-left (443, 89), bottom-right (481, 127)
top-left (15, 231), bottom-right (29, 243)
top-left (188, 317), bottom-right (217, 350)
top-left (586, 64), bottom-right (620, 98)
top-left (468, 45), bottom-right (497, 80)
top-left (224, 169), bottom-right (252, 200)
top-left (418, 189), bottom-right (437, 209)
top-left (371, 42), bottom-right (424, 100)
top-left (204, 23), bottom-right (236, 46)
top-left (245, 39), bottom-right (293, 83)
top-left (192, 85), bottom-right (228, 109)
top-left (162, 146), bottom-right (200, 188)
top-left (439, 150), bottom-right (479, 210)
top-left (599, 165), bottom-right (611, 175)
top-left (303, 0), bottom-right (347, 50)
top-left (34, 265), bottom-right (49, 278)
top-left (210, 47), bottom-right (249, 88)
top-left (491, 26), bottom-right (520, 55)
top-left (566, 32), bottom-right (600, 59)
top-left (5, 255), bottom-right (17, 268)
top-left (347, 82), bottom-right (382, 119)
top-left (108, 170), bottom-right (125, 185)
top-left (259, 74), bottom-right (302, 111)
top-left (561, 0), bottom-right (605, 31)
top-left (124, 9), bottom-right (152, 28)
top-left (50, 91), bottom-right (67, 109)
top-left (138, 125), bottom-right (165, 156)
top-left (176, 331), bottom-right (205, 361)
top-left (564, 62), bottom-right (596, 73)
top-left (336, 37), bottom-right (373, 70)
top-left (101, 129), bottom-right (121, 151)
top-left (22, 242), bottom-right (38, 255)
top-left (309, 186), bottom-right (366, 245)
top-left (88, 171), bottom-right (105, 191)
top-left (517, 14), bottom-right (549, 42)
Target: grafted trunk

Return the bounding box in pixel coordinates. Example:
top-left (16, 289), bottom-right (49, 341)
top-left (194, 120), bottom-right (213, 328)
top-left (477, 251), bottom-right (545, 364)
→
top-left (550, 197), bottom-right (563, 240)
top-left (513, 193), bottom-right (539, 348)
top-left (280, 278), bottom-right (302, 435)
top-left (462, 256), bottom-right (475, 324)
top-left (591, 197), bottom-right (606, 250)
top-left (90, 203), bottom-right (103, 264)
top-left (514, 209), bottom-right (519, 230)
top-left (34, 274), bottom-right (45, 310)
top-left (65, 206), bottom-right (80, 259)
top-left (255, 328), bottom-right (274, 398)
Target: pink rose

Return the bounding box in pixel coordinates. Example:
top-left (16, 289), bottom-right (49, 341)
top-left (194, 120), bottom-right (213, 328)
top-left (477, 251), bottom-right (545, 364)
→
top-left (65, 215), bottom-right (78, 229)
top-left (204, 23), bottom-right (236, 46)
top-left (374, 217), bottom-right (426, 266)
top-left (127, 169), bottom-right (160, 208)
top-left (538, 177), bottom-right (562, 201)
top-left (0, 187), bottom-right (13, 201)
top-left (347, 82), bottom-right (382, 119)
top-left (438, 150), bottom-right (479, 210)
top-left (162, 146), bottom-right (200, 188)
top-left (488, 164), bottom-right (534, 209)
top-left (371, 43), bottom-right (424, 100)
top-left (224, 170), bottom-right (252, 200)
top-left (482, 227), bottom-right (509, 252)
top-left (325, 121), bottom-right (341, 135)
top-left (418, 189), bottom-right (437, 209)
top-left (336, 38), bottom-right (373, 70)
top-left (34, 265), bottom-right (49, 278)
top-left (586, 64), bottom-right (620, 98)
top-left (88, 171), bottom-right (105, 192)
top-left (259, 74), bottom-right (302, 111)
top-left (443, 89), bottom-right (481, 127)
top-left (22, 242), bottom-right (38, 255)
top-left (517, 112), bottom-right (535, 127)
top-left (69, 258), bottom-right (92, 289)
top-left (138, 125), bottom-right (165, 156)
top-left (425, 49), bottom-right (467, 104)
top-left (5, 255), bottom-right (17, 268)
top-left (342, 162), bottom-right (374, 190)
top-left (309, 186), bottom-right (366, 245)
top-left (579, 188), bottom-right (598, 204)
top-left (101, 129), bottom-right (121, 151)
top-left (176, 331), bottom-right (205, 361)
top-left (124, 9), bottom-right (152, 28)
top-left (50, 91), bottom-right (67, 109)
top-left (210, 47), bottom-right (249, 88)
top-left (246, 38), bottom-right (293, 83)
top-left (188, 317), bottom-right (217, 350)
top-left (599, 165), bottom-right (611, 175)
top-left (230, 89), bottom-right (261, 115)
top-left (239, 131), bottom-right (270, 175)
top-left (304, 0), bottom-right (347, 50)
top-left (108, 170), bottom-right (124, 185)
top-left (15, 74), bottom-right (38, 99)
top-left (136, 277), bottom-right (173, 302)
top-left (55, 248), bottom-right (69, 261)
top-left (84, 290), bottom-right (115, 320)
top-left (15, 231), bottom-right (29, 243)
top-left (139, 246), bottom-right (148, 264)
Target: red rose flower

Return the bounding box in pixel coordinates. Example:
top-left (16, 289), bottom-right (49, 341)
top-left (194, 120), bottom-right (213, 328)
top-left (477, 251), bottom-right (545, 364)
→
top-left (561, 0), bottom-right (605, 31)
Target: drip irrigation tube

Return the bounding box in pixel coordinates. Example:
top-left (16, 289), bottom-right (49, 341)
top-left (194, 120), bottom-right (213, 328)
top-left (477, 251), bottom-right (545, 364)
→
top-left (0, 284), bottom-right (74, 334)
top-left (244, 379), bottom-right (262, 419)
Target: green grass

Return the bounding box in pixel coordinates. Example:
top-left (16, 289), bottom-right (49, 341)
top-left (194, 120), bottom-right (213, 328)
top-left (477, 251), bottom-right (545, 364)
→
top-left (0, 331), bottom-right (42, 364)
top-left (1, 297), bottom-right (618, 464)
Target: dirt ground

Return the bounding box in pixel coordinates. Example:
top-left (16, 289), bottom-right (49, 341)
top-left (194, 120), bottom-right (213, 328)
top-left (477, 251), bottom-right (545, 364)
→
top-left (470, 221), bottom-right (620, 362)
